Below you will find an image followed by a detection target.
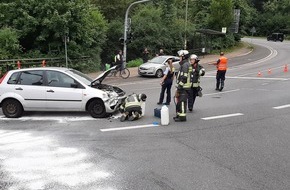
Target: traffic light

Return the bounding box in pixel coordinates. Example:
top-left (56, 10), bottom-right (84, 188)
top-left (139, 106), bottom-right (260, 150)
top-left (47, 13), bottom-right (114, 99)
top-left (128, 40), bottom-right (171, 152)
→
top-left (119, 37), bottom-right (125, 45)
top-left (126, 32), bottom-right (133, 44)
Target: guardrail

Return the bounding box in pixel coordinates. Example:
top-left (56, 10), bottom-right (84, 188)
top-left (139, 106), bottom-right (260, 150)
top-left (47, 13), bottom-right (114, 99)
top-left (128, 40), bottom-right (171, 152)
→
top-left (0, 56), bottom-right (90, 76)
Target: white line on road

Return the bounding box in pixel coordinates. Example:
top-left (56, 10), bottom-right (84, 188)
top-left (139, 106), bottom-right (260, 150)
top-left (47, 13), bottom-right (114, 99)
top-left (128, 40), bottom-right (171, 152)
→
top-left (204, 89), bottom-right (240, 96)
top-left (204, 76), bottom-right (288, 81)
top-left (100, 124), bottom-right (159, 132)
top-left (205, 44), bottom-right (277, 75)
top-left (273, 104), bottom-right (290, 110)
top-left (0, 116), bottom-right (98, 123)
top-left (201, 113), bottom-right (244, 121)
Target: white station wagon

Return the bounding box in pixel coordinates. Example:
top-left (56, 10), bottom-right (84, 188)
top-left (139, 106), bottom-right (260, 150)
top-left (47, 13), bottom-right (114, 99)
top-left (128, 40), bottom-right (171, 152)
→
top-left (0, 66), bottom-right (126, 118)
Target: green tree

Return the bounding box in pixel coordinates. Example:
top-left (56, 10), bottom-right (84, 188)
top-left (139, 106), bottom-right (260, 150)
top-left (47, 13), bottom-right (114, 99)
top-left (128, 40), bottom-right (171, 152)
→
top-left (90, 0), bottom-right (135, 21)
top-left (263, 0), bottom-right (290, 16)
top-left (251, 0), bottom-right (290, 36)
top-left (0, 28), bottom-right (20, 59)
top-left (208, 0), bottom-right (234, 30)
top-left (233, 0), bottom-right (257, 35)
top-left (1, 0), bottom-right (108, 71)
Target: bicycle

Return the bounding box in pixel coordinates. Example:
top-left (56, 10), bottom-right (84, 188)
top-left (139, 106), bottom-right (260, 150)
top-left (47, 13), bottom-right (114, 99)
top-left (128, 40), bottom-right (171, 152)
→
top-left (108, 65), bottom-right (130, 79)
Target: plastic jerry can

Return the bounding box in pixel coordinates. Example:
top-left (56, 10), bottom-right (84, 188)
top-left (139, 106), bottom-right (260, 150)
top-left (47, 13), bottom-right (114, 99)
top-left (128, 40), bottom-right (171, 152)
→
top-left (161, 105), bottom-right (169, 125)
top-left (105, 63), bottom-right (110, 71)
top-left (141, 101), bottom-right (146, 116)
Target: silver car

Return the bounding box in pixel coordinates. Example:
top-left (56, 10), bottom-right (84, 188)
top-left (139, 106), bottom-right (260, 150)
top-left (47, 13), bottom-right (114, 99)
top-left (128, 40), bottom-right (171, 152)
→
top-left (138, 55), bottom-right (180, 78)
top-left (0, 66), bottom-right (126, 118)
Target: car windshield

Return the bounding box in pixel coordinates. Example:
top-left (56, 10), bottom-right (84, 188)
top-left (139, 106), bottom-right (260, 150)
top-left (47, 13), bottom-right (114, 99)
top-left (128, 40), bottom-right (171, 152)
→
top-left (66, 69), bottom-right (92, 85)
top-left (149, 56), bottom-right (167, 64)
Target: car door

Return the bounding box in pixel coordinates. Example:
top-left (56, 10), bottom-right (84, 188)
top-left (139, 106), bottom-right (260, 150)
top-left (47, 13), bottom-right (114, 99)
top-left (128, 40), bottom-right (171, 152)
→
top-left (45, 70), bottom-right (84, 111)
top-left (15, 70), bottom-right (46, 110)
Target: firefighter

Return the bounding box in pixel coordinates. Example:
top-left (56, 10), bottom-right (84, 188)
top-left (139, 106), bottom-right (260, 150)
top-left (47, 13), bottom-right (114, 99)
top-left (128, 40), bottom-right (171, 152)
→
top-left (174, 50), bottom-right (191, 122)
top-left (188, 54), bottom-right (205, 111)
top-left (119, 93), bottom-right (147, 122)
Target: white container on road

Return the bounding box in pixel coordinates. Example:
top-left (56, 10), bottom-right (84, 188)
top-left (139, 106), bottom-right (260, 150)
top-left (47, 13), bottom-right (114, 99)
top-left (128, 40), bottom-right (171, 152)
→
top-left (141, 102), bottom-right (146, 116)
top-left (161, 105), bottom-right (169, 125)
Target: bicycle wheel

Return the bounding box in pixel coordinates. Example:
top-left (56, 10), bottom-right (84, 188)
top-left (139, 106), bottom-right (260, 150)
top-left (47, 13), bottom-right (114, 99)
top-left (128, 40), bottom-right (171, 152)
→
top-left (120, 68), bottom-right (130, 79)
top-left (107, 69), bottom-right (116, 77)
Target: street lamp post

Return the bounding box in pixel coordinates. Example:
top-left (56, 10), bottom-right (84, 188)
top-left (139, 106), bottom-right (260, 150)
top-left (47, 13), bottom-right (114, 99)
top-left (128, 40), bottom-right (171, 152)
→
top-left (123, 0), bottom-right (151, 66)
top-left (64, 34), bottom-right (68, 68)
top-left (184, 0), bottom-right (189, 50)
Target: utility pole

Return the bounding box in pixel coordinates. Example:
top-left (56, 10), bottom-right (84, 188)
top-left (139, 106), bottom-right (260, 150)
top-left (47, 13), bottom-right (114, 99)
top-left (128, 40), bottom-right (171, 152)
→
top-left (64, 32), bottom-right (69, 68)
top-left (123, 0), bottom-right (151, 66)
top-left (64, 35), bottom-right (68, 68)
top-left (184, 0), bottom-right (189, 50)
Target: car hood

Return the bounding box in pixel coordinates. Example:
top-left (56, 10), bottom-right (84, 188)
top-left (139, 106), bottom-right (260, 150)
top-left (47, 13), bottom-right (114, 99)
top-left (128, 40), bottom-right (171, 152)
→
top-left (91, 65), bottom-right (116, 84)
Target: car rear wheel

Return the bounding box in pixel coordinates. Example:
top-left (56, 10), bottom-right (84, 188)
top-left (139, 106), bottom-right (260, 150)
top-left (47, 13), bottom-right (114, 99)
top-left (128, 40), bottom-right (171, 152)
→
top-left (2, 99), bottom-right (23, 118)
top-left (156, 69), bottom-right (163, 78)
top-left (88, 99), bottom-right (106, 118)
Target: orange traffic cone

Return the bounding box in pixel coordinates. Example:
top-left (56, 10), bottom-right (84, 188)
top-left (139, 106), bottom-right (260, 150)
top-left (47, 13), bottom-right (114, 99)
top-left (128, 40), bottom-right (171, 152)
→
top-left (257, 71), bottom-right (262, 77)
top-left (268, 68), bottom-right (272, 74)
top-left (284, 64), bottom-right (288, 72)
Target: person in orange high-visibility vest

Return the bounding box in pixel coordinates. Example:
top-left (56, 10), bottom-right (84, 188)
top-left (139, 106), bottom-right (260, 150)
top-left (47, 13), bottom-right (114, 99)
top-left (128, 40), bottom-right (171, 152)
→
top-left (214, 52), bottom-right (228, 91)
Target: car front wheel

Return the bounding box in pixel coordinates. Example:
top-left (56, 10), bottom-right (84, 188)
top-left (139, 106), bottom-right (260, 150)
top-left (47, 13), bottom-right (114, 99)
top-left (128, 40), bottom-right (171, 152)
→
top-left (156, 69), bottom-right (163, 78)
top-left (88, 99), bottom-right (106, 118)
top-left (2, 99), bottom-right (23, 118)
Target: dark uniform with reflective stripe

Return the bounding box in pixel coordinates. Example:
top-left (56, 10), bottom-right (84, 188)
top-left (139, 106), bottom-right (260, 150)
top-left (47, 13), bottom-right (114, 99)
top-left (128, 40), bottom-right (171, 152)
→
top-left (188, 63), bottom-right (205, 111)
top-left (119, 93), bottom-right (142, 121)
top-left (174, 60), bottom-right (192, 121)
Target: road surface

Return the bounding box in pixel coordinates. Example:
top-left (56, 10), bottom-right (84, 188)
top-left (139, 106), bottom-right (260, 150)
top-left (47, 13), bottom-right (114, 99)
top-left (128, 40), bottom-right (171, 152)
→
top-left (0, 38), bottom-right (290, 190)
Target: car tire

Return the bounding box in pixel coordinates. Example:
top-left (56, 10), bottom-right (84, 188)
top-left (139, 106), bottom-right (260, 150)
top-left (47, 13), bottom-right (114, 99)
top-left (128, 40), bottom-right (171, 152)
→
top-left (2, 99), bottom-right (23, 118)
top-left (88, 99), bottom-right (106, 118)
top-left (156, 69), bottom-right (163, 78)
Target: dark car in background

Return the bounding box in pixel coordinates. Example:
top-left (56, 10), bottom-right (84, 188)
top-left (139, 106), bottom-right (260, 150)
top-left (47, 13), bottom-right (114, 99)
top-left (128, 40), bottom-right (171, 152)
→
top-left (267, 33), bottom-right (284, 42)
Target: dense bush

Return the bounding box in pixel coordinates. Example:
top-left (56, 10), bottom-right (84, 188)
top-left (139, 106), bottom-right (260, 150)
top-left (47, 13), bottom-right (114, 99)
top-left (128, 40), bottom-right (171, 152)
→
top-left (126, 58), bottom-right (143, 68)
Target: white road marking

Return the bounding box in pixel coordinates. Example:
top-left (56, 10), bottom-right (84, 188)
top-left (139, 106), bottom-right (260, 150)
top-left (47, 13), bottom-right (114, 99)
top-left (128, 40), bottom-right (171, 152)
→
top-left (236, 65), bottom-right (286, 77)
top-left (201, 113), bottom-right (244, 120)
top-left (0, 116), bottom-right (99, 122)
top-left (206, 44), bottom-right (278, 75)
top-left (273, 104), bottom-right (290, 110)
top-left (100, 124), bottom-right (159, 132)
top-left (204, 75), bottom-right (288, 81)
top-left (204, 89), bottom-right (240, 96)
top-left (0, 130), bottom-right (111, 190)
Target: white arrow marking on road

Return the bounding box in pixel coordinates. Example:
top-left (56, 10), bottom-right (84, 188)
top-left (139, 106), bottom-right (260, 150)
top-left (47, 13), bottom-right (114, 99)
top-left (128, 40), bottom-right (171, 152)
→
top-left (100, 124), bottom-right (159, 132)
top-left (201, 113), bottom-right (244, 120)
top-left (273, 104), bottom-right (290, 110)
